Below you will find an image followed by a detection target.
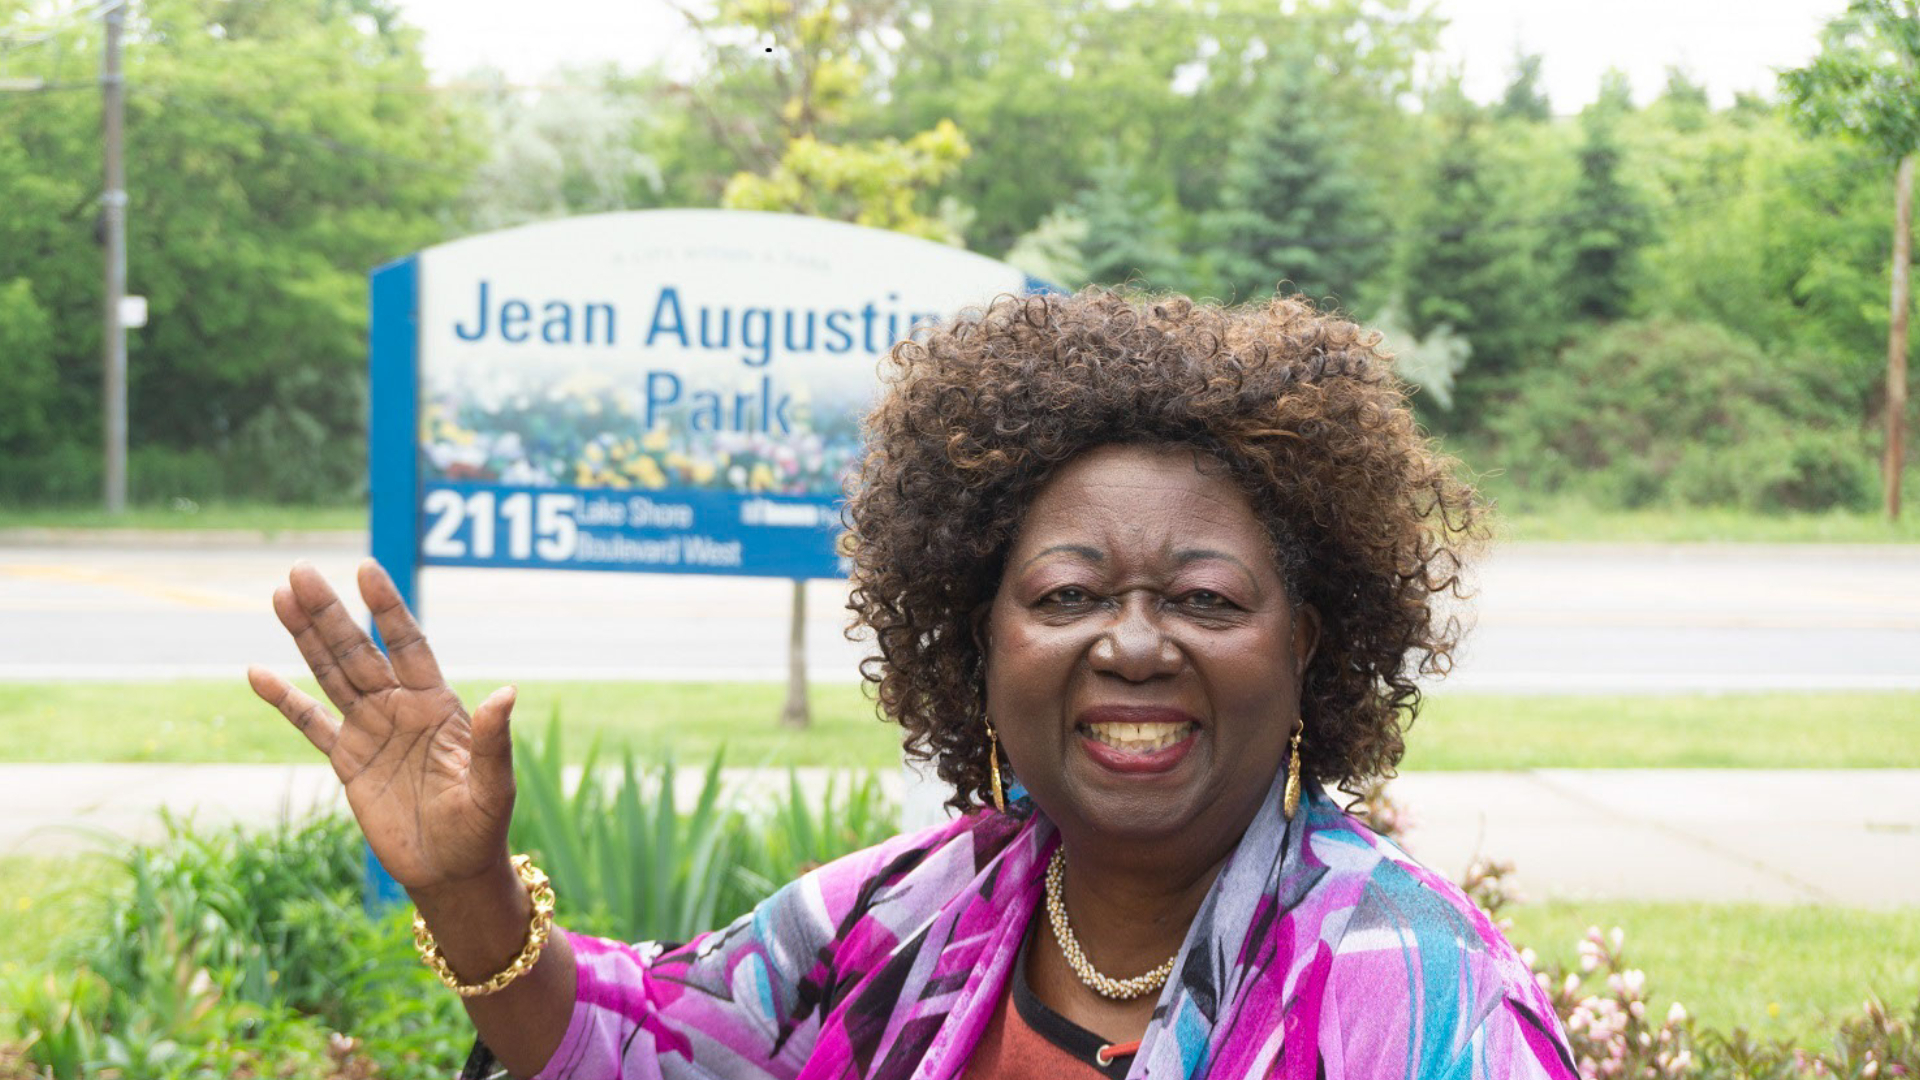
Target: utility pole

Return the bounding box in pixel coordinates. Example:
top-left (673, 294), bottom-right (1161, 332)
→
top-left (1887, 153), bottom-right (1913, 522)
top-left (102, 0), bottom-right (128, 514)
top-left (781, 580), bottom-right (810, 728)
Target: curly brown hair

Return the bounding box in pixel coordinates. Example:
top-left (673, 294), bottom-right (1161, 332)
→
top-left (842, 287), bottom-right (1491, 812)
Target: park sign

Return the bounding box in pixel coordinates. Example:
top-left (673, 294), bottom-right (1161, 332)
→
top-left (368, 209), bottom-right (1054, 604)
top-left (362, 210), bottom-right (1051, 907)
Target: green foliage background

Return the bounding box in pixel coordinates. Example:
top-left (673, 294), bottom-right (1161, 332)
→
top-left (0, 0), bottom-right (478, 505)
top-left (0, 0), bottom-right (1913, 513)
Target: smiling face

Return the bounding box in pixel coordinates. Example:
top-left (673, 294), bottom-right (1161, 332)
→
top-left (981, 443), bottom-right (1320, 853)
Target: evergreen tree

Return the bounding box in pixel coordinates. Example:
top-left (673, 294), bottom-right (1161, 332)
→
top-left (1205, 49), bottom-right (1385, 306)
top-left (1496, 50), bottom-right (1552, 122)
top-left (1558, 101), bottom-right (1647, 321)
top-left (1594, 68), bottom-right (1636, 117)
top-left (1004, 207), bottom-right (1091, 289)
top-left (1072, 154), bottom-right (1186, 288)
top-left (1401, 85), bottom-right (1548, 430)
top-left (1656, 66), bottom-right (1712, 132)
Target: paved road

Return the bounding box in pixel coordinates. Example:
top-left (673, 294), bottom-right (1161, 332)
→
top-left (6, 763), bottom-right (1914, 906)
top-left (2, 537), bottom-right (1915, 689)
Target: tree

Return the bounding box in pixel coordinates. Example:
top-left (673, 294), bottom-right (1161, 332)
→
top-left (0, 278), bottom-right (57, 457)
top-left (721, 120), bottom-right (973, 244)
top-left (1399, 84), bottom-right (1551, 430)
top-left (1655, 66), bottom-right (1712, 132)
top-left (673, 0), bottom-right (975, 245)
top-left (1073, 154), bottom-right (1185, 288)
top-left (877, 0), bottom-right (1441, 256)
top-left (662, 0), bottom-right (901, 170)
top-left (1594, 68), bottom-right (1635, 117)
top-left (875, 0), bottom-right (1210, 255)
top-left (0, 0), bottom-right (480, 504)
top-left (459, 66), bottom-right (665, 231)
top-left (1204, 48), bottom-right (1385, 307)
top-left (1781, 0), bottom-right (1920, 519)
top-left (1557, 99), bottom-right (1648, 321)
top-left (1003, 208), bottom-right (1089, 289)
top-left (1636, 113), bottom-right (1892, 423)
top-left (1496, 50), bottom-right (1551, 122)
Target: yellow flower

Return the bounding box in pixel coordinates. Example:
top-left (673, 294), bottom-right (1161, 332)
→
top-left (607, 476), bottom-right (632, 489)
top-left (636, 456), bottom-right (667, 489)
top-left (451, 427), bottom-right (476, 447)
top-left (15, 896), bottom-right (30, 913)
top-left (584, 443), bottom-right (605, 463)
top-left (665, 452), bottom-right (691, 471)
top-left (1767, 1002), bottom-right (1781, 1017)
top-left (692, 461), bottom-right (717, 485)
top-left (643, 427), bottom-right (670, 453)
top-left (575, 465), bottom-right (595, 486)
top-left (750, 463), bottom-right (775, 491)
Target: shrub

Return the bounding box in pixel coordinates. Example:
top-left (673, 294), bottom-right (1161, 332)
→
top-left (1487, 320), bottom-right (1878, 512)
top-left (5, 741), bottom-right (899, 1078)
top-left (6, 812), bottom-right (383, 1079)
top-left (508, 711), bottom-right (899, 943)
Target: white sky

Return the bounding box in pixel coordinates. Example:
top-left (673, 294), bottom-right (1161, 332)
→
top-left (392, 0), bottom-right (1850, 112)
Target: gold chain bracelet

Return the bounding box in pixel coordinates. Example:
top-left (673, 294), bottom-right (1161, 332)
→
top-left (412, 854), bottom-right (557, 998)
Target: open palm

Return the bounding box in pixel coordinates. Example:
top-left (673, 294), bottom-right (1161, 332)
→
top-left (247, 559), bottom-right (517, 893)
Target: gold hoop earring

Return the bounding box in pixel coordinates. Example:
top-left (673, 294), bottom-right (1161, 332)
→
top-left (1283, 724), bottom-right (1304, 821)
top-left (984, 720), bottom-right (1006, 813)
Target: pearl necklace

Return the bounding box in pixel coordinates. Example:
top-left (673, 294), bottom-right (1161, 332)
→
top-left (1044, 849), bottom-right (1178, 1001)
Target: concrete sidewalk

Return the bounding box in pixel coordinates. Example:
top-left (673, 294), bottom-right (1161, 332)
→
top-left (3, 764), bottom-right (1915, 908)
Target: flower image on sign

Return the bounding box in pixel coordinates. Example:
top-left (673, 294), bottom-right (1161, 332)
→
top-left (373, 209), bottom-right (1047, 580)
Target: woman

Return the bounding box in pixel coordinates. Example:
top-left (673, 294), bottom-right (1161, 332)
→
top-left (249, 289), bottom-right (1576, 1079)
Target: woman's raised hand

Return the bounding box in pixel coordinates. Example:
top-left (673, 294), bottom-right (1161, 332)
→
top-left (246, 559), bottom-right (517, 897)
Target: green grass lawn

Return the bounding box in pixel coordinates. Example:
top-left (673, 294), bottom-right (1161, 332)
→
top-left (1503, 900), bottom-right (1920, 1043)
top-left (0, 501), bottom-right (365, 533)
top-left (1399, 691), bottom-right (1920, 771)
top-left (0, 679), bottom-right (903, 767)
top-left (1, 682), bottom-right (1914, 770)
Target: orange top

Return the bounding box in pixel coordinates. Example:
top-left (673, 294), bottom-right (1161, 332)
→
top-left (959, 926), bottom-right (1140, 1079)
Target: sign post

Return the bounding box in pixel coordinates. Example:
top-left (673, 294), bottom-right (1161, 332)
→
top-left (365, 209), bottom-right (1055, 906)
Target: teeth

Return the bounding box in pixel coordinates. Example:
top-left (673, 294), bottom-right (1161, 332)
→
top-left (1085, 721), bottom-right (1194, 753)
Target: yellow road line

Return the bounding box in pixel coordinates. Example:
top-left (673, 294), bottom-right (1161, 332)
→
top-left (0, 564), bottom-right (257, 611)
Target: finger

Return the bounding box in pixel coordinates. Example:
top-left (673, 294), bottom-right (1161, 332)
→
top-left (287, 560), bottom-right (396, 696)
top-left (469, 685), bottom-right (517, 806)
top-left (247, 664), bottom-right (342, 756)
top-left (272, 584), bottom-right (365, 715)
top-left (357, 559), bottom-right (445, 692)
